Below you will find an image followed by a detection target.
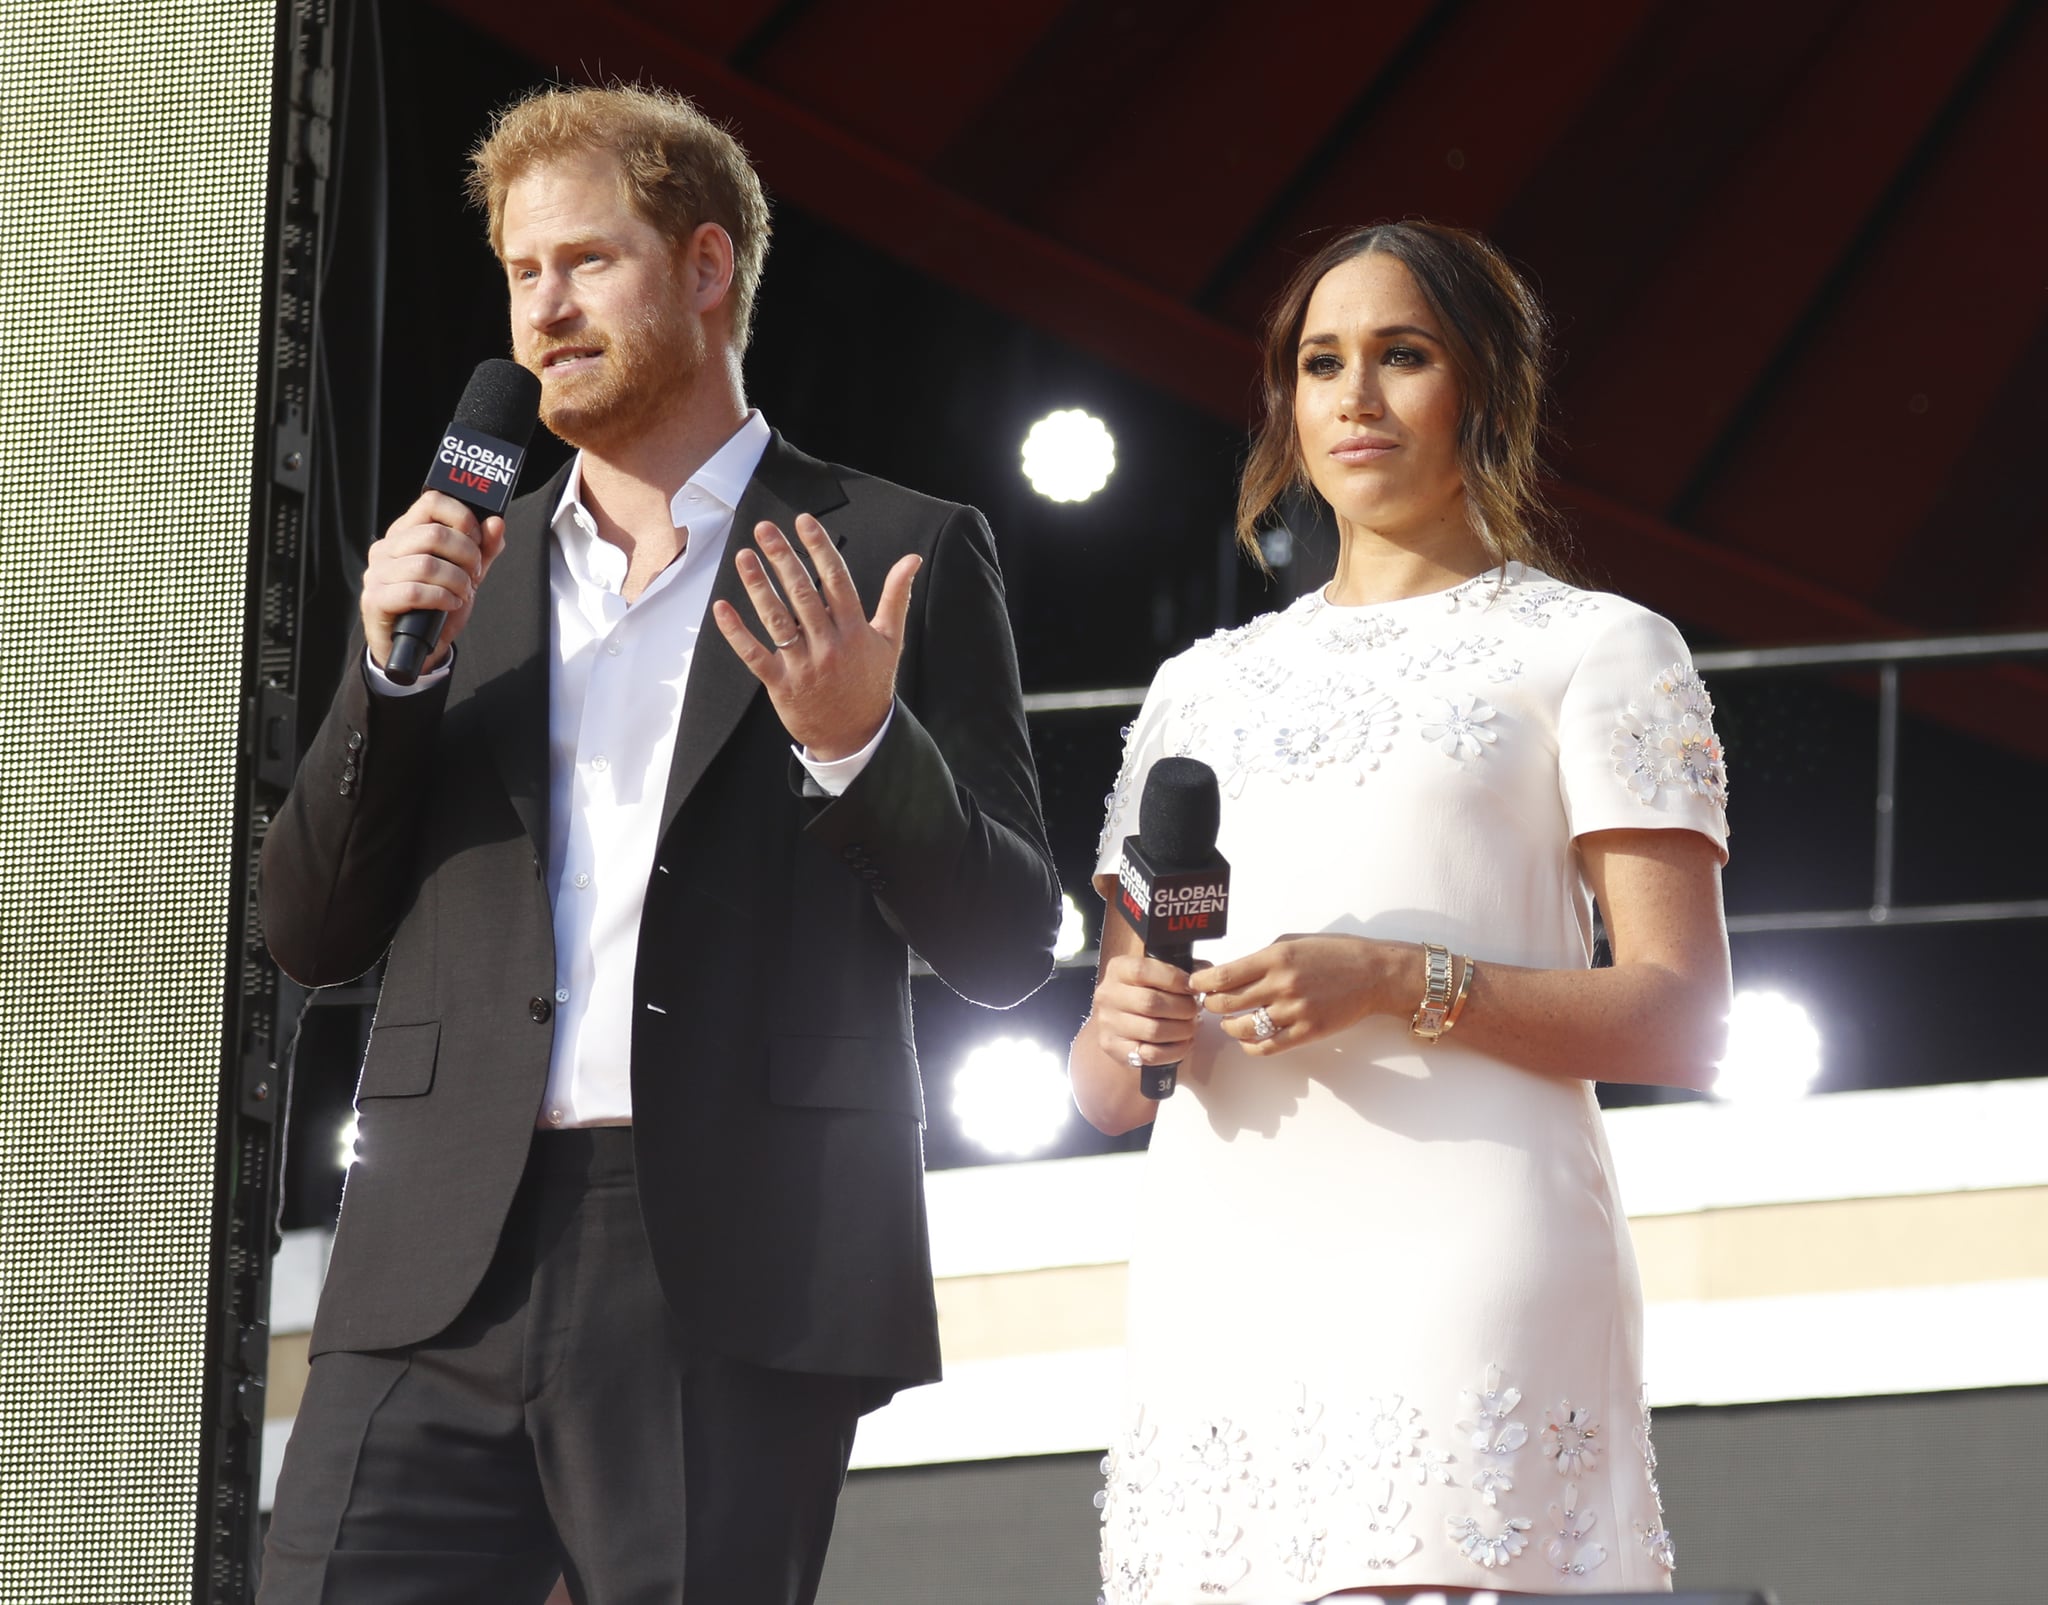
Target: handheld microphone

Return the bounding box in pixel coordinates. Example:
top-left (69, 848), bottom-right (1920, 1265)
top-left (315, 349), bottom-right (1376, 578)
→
top-left (384, 358), bottom-right (543, 685)
top-left (1114, 756), bottom-right (1231, 1099)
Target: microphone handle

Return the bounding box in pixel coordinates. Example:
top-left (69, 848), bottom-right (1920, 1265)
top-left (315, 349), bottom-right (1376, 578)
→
top-left (382, 474), bottom-right (494, 686)
top-left (1138, 940), bottom-right (1197, 1099)
top-left (383, 610), bottom-right (445, 687)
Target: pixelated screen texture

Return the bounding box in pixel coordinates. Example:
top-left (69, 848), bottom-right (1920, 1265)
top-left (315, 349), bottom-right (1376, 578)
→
top-left (0, 1), bottom-right (273, 1592)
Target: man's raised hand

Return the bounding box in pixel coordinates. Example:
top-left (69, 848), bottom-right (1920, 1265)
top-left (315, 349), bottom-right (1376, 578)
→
top-left (712, 512), bottom-right (919, 761)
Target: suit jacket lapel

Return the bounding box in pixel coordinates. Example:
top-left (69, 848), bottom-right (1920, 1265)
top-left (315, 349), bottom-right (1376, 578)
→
top-left (466, 456), bottom-right (566, 860)
top-left (659, 433), bottom-right (849, 841)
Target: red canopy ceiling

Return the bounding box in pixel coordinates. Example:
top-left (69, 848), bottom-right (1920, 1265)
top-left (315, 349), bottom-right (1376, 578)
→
top-left (437, 0), bottom-right (2048, 737)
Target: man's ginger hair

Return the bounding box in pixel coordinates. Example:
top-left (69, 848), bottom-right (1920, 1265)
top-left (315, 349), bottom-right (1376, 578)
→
top-left (468, 83), bottom-right (772, 350)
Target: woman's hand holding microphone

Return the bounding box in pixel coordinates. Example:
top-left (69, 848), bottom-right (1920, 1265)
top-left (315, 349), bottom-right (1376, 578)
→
top-left (1092, 934), bottom-right (1414, 1067)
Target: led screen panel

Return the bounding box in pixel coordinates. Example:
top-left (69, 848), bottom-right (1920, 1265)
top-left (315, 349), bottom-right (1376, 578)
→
top-left (0, 1), bottom-right (276, 1594)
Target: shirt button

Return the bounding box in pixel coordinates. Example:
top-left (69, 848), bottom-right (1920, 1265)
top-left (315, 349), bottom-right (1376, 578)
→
top-left (605, 641), bottom-right (621, 656)
top-left (591, 755), bottom-right (609, 773)
top-left (555, 987), bottom-right (570, 1004)
top-left (345, 730), bottom-right (364, 753)
top-left (528, 996), bottom-right (553, 1023)
top-left (548, 1108), bottom-right (564, 1126)
top-left (574, 872), bottom-right (590, 890)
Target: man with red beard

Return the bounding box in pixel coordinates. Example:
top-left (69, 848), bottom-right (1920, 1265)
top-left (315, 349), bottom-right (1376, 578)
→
top-left (257, 84), bottom-right (1059, 1604)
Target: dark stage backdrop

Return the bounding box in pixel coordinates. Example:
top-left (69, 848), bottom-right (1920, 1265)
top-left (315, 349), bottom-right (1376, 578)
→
top-left (815, 1386), bottom-right (2044, 1605)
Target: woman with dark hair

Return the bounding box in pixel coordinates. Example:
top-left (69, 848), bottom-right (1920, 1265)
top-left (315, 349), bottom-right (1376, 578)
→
top-left (1071, 222), bottom-right (1731, 1601)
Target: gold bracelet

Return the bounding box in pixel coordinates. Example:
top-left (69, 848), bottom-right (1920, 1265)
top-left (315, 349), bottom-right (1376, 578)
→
top-left (1443, 955), bottom-right (1476, 1034)
top-left (1410, 942), bottom-right (1455, 1042)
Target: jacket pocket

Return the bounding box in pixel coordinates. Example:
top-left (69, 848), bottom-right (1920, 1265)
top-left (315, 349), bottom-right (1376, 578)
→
top-left (768, 1035), bottom-right (923, 1123)
top-left (357, 1021), bottom-right (440, 1099)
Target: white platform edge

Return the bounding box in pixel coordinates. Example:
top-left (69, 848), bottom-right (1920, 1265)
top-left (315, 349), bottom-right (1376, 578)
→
top-left (921, 1076), bottom-right (2048, 1280)
top-left (272, 1078), bottom-right (2048, 1312)
top-left (1601, 1075), bottom-right (2048, 1219)
top-left (261, 1079), bottom-right (2048, 1498)
top-left (843, 1278), bottom-right (2048, 1471)
top-left (259, 1276), bottom-right (2048, 1497)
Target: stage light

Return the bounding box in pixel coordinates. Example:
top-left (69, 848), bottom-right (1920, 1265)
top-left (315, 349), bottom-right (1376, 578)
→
top-left (335, 1113), bottom-right (360, 1171)
top-left (951, 1037), bottom-right (1072, 1158)
top-left (1712, 989), bottom-right (1822, 1102)
top-left (1021, 408), bottom-right (1116, 502)
top-left (1054, 892), bottom-right (1088, 963)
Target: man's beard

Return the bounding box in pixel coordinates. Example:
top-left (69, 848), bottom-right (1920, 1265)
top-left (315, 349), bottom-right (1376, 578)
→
top-left (530, 295), bottom-right (705, 453)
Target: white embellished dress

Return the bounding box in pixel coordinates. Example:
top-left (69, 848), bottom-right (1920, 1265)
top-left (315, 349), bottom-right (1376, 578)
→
top-left (1091, 564), bottom-right (1728, 1602)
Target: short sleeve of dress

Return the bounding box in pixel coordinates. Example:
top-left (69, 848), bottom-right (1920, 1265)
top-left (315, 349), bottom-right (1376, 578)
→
top-left (1092, 657), bottom-right (1184, 887)
top-left (1557, 604), bottom-right (1730, 862)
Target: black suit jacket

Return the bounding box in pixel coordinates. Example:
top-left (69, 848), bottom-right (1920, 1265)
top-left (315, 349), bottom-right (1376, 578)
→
top-left (261, 435), bottom-right (1060, 1399)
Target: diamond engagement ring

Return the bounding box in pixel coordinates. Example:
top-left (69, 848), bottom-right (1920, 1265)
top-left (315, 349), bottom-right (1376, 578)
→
top-left (1126, 1049), bottom-right (1144, 1069)
top-left (1251, 1006), bottom-right (1277, 1040)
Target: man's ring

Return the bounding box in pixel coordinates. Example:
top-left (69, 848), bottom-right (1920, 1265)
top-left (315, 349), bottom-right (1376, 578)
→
top-left (1126, 1049), bottom-right (1144, 1069)
top-left (773, 631), bottom-right (802, 650)
top-left (1251, 1006), bottom-right (1277, 1041)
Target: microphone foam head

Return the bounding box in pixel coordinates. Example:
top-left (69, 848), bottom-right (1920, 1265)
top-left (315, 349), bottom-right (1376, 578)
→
top-left (1137, 756), bottom-right (1221, 865)
top-left (454, 358), bottom-right (542, 447)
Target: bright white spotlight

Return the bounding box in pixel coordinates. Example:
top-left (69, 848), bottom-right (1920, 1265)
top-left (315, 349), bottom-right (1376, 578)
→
top-left (951, 1037), bottom-right (1072, 1158)
top-left (1021, 408), bottom-right (1116, 502)
top-left (1712, 989), bottom-right (1822, 1102)
top-left (335, 1111), bottom-right (361, 1170)
top-left (1054, 891), bottom-right (1089, 963)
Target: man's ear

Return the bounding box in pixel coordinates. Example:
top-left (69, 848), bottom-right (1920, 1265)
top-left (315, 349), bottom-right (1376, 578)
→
top-left (686, 221), bottom-right (736, 316)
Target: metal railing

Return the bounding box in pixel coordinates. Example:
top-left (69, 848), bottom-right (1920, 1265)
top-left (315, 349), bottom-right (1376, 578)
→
top-left (1022, 628), bottom-right (2048, 940)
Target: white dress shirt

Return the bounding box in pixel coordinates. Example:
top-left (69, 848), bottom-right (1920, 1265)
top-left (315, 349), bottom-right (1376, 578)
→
top-left (367, 409), bottom-right (888, 1128)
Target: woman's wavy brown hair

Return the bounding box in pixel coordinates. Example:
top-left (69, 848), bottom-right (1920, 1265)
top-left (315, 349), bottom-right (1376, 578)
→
top-left (1236, 221), bottom-right (1565, 577)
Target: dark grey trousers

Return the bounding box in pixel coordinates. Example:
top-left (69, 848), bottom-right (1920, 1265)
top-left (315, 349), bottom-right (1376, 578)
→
top-left (259, 1128), bottom-right (864, 1605)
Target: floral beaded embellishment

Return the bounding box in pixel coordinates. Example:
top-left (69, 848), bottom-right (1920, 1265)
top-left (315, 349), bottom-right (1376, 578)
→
top-left (1458, 1366), bottom-right (1529, 1507)
top-left (1357, 1395), bottom-right (1426, 1477)
top-left (1096, 1409), bottom-right (1166, 1604)
top-left (1193, 1503), bottom-right (1251, 1596)
top-left (1545, 1483), bottom-right (1609, 1579)
top-left (1542, 1400), bottom-right (1601, 1477)
top-left (1198, 609), bottom-right (1287, 656)
top-left (1209, 679), bottom-right (1399, 795)
top-left (1226, 651), bottom-right (1295, 699)
top-left (1096, 719), bottom-right (1142, 862)
top-left (1099, 1549), bottom-right (1155, 1605)
top-left (1274, 1386), bottom-right (1336, 1585)
top-left (1182, 1419), bottom-right (1255, 1504)
top-left (1351, 1477), bottom-right (1423, 1575)
top-left (1613, 660), bottom-right (1728, 813)
top-left (1096, 1378), bottom-right (1656, 1595)
top-left (1447, 1511), bottom-right (1534, 1568)
top-left (1321, 611), bottom-right (1408, 654)
top-left (1395, 636), bottom-right (1503, 679)
top-left (1635, 1388), bottom-right (1677, 1572)
top-left (1421, 693), bottom-right (1499, 760)
top-left (1507, 582), bottom-right (1601, 629)
top-left (1441, 567), bottom-right (1518, 614)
